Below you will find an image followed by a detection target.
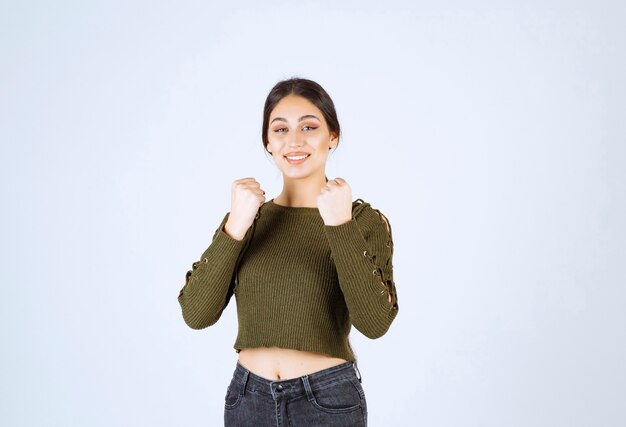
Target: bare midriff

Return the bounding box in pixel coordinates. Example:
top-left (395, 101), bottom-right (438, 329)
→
top-left (238, 347), bottom-right (348, 380)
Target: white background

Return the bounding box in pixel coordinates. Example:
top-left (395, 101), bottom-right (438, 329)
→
top-left (1, 1), bottom-right (624, 426)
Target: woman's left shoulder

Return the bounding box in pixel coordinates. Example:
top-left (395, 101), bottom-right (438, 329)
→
top-left (349, 199), bottom-right (394, 250)
top-left (351, 198), bottom-right (392, 232)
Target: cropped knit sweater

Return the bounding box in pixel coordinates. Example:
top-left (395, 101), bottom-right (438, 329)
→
top-left (177, 198), bottom-right (399, 362)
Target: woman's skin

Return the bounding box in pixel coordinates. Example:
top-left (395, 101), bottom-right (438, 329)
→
top-left (223, 94), bottom-right (354, 380)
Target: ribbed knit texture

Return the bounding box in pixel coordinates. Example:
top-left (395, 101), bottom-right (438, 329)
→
top-left (178, 199), bottom-right (399, 362)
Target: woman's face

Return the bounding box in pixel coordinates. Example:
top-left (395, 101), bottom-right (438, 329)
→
top-left (266, 94), bottom-right (338, 181)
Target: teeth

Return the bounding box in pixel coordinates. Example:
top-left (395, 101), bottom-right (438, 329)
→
top-left (286, 154), bottom-right (308, 160)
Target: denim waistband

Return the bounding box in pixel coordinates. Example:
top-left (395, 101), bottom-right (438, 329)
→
top-left (231, 360), bottom-right (360, 399)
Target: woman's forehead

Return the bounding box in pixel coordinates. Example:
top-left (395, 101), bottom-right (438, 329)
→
top-left (271, 96), bottom-right (325, 124)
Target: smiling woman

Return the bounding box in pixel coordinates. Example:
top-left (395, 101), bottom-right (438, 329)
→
top-left (264, 94), bottom-right (338, 183)
top-left (177, 77), bottom-right (399, 426)
top-left (271, 115), bottom-right (319, 165)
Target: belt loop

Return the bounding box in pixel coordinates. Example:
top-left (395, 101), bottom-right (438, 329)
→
top-left (301, 375), bottom-right (315, 402)
top-left (240, 369), bottom-right (249, 396)
top-left (353, 362), bottom-right (362, 383)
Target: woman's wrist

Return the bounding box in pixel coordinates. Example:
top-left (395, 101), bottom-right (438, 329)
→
top-left (223, 219), bottom-right (246, 241)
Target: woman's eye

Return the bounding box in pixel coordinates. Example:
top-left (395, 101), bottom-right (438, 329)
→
top-left (303, 126), bottom-right (318, 131)
top-left (274, 128), bottom-right (287, 133)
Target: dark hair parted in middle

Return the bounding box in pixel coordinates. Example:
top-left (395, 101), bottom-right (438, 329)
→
top-left (262, 77), bottom-right (341, 153)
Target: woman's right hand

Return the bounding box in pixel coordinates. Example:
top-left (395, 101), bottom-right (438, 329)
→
top-left (223, 177), bottom-right (265, 240)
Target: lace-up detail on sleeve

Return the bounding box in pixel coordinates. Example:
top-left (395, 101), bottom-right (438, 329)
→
top-left (177, 212), bottom-right (249, 329)
top-left (367, 208), bottom-right (397, 307)
top-left (323, 199), bottom-right (399, 339)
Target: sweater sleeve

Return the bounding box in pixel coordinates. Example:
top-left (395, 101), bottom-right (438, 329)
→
top-left (177, 212), bottom-right (249, 329)
top-left (323, 201), bottom-right (399, 339)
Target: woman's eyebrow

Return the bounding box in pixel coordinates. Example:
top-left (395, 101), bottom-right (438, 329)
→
top-left (270, 114), bottom-right (321, 124)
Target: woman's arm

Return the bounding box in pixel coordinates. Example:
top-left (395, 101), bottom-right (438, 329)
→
top-left (177, 212), bottom-right (249, 329)
top-left (323, 201), bottom-right (399, 339)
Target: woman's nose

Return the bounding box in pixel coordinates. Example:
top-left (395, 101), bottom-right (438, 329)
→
top-left (288, 131), bottom-right (304, 147)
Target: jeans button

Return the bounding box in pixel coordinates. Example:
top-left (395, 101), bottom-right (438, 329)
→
top-left (276, 384), bottom-right (283, 392)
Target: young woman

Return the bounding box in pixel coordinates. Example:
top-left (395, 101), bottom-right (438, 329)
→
top-left (178, 77), bottom-right (399, 426)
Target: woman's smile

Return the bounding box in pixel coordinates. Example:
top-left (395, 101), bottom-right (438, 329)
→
top-left (284, 152), bottom-right (310, 164)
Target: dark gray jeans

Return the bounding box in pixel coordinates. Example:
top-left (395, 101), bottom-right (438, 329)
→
top-left (224, 360), bottom-right (367, 426)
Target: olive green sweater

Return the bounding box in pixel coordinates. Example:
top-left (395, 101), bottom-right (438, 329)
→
top-left (177, 198), bottom-right (399, 362)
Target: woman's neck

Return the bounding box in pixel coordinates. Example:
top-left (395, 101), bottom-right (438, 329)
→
top-left (273, 174), bottom-right (328, 208)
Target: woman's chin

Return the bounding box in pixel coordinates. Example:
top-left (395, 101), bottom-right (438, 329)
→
top-left (282, 171), bottom-right (310, 180)
top-left (278, 165), bottom-right (317, 180)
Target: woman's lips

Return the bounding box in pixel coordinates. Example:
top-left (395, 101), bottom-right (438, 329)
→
top-left (284, 152), bottom-right (310, 164)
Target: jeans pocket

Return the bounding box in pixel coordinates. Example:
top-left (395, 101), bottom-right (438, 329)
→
top-left (224, 377), bottom-right (243, 410)
top-left (309, 378), bottom-right (363, 414)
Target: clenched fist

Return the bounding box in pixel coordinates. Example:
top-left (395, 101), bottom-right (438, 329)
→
top-left (317, 177), bottom-right (353, 226)
top-left (224, 177), bottom-right (265, 240)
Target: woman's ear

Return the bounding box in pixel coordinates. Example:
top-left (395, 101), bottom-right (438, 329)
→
top-left (329, 132), bottom-right (338, 149)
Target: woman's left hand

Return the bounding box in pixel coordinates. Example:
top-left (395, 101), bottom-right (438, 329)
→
top-left (317, 177), bottom-right (353, 226)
